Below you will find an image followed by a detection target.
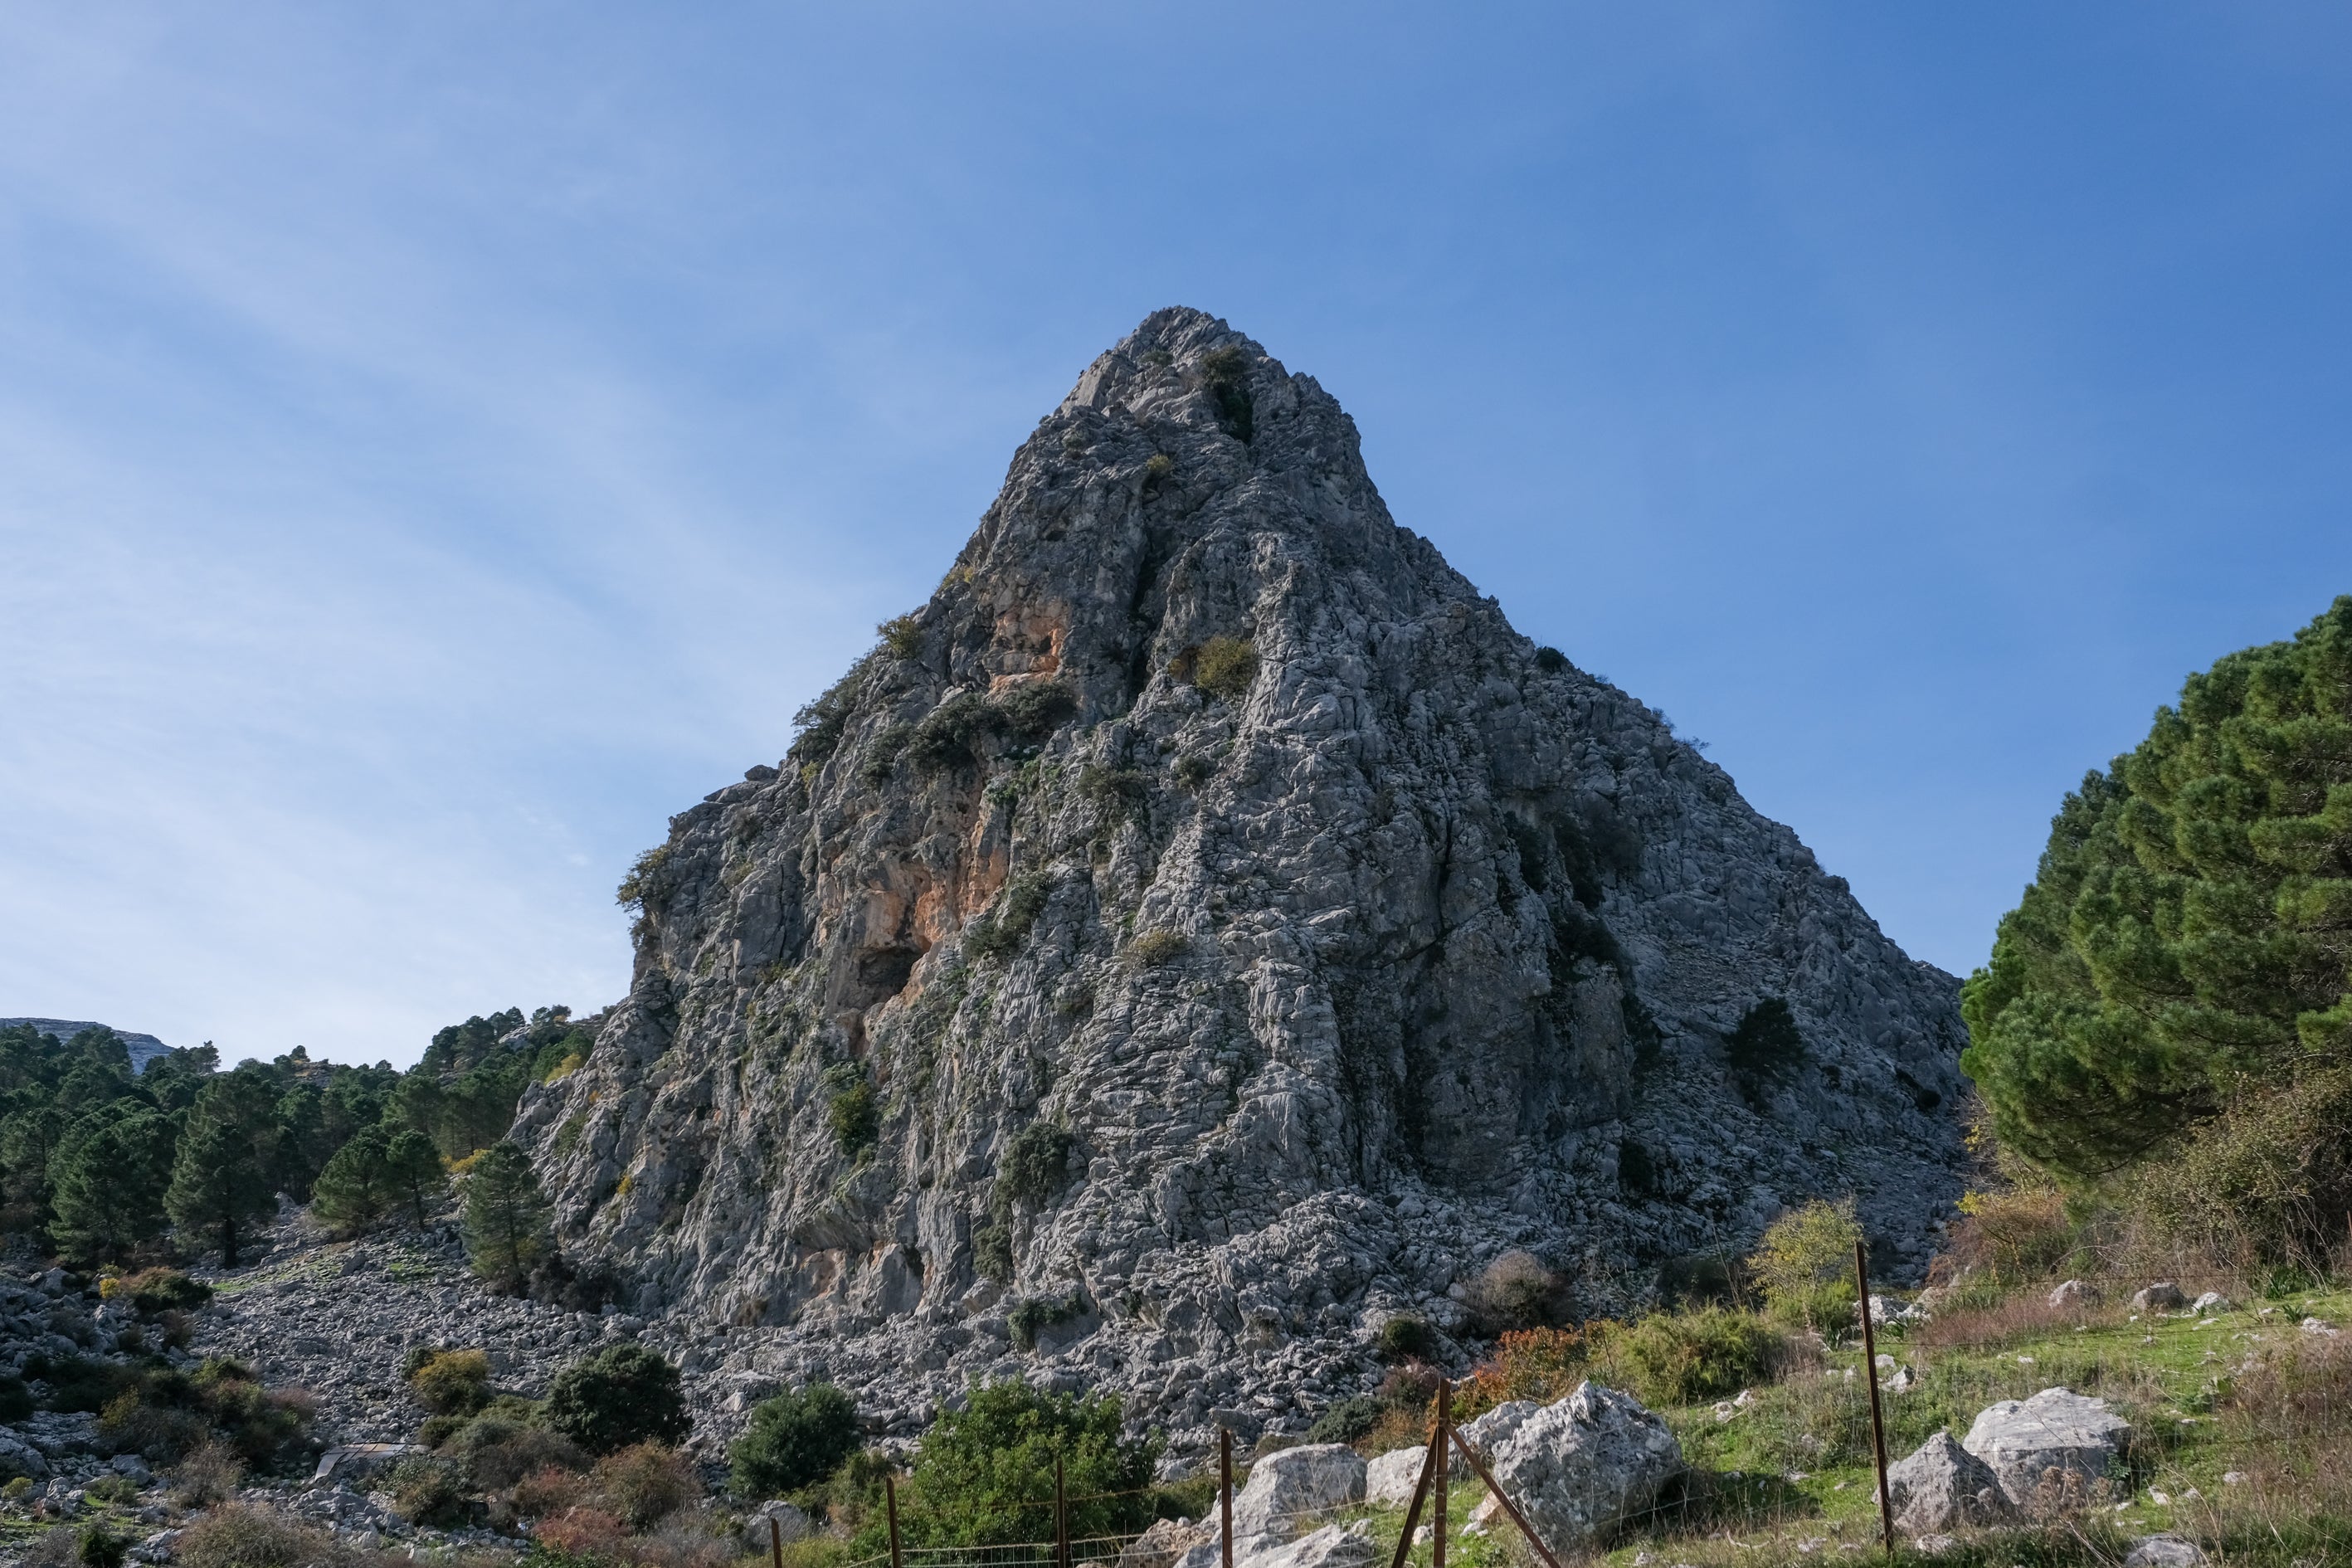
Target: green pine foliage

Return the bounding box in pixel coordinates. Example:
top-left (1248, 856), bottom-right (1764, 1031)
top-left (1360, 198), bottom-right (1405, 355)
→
top-left (165, 1071), bottom-right (280, 1267)
top-left (460, 1140), bottom-right (553, 1292)
top-left (1963, 597), bottom-right (2352, 1253)
top-left (310, 1127), bottom-right (392, 1234)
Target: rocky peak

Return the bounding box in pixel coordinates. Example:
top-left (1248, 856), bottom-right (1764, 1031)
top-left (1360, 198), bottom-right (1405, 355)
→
top-left (515, 307), bottom-right (1967, 1447)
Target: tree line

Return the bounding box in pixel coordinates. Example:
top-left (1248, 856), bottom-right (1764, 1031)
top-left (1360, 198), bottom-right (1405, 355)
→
top-left (0, 1006), bottom-right (597, 1269)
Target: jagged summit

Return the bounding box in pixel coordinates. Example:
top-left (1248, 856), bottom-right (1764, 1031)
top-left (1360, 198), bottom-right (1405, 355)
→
top-left (516, 309), bottom-right (1967, 1449)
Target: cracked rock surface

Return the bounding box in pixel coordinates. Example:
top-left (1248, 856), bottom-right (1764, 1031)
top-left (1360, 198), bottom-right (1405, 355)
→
top-left (514, 306), bottom-right (1970, 1463)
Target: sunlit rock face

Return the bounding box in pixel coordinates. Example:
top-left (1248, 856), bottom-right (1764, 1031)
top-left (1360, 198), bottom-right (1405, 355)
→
top-left (515, 307), bottom-right (1966, 1447)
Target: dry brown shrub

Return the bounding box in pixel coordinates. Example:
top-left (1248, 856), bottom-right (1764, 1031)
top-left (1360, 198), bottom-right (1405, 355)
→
top-left (591, 1440), bottom-right (700, 1530)
top-left (168, 1440), bottom-right (246, 1507)
top-left (175, 1505), bottom-right (345, 1568)
top-left (536, 1505), bottom-right (632, 1559)
top-left (514, 1461), bottom-right (593, 1519)
top-left (1941, 1184), bottom-right (2081, 1283)
top-left (1909, 1287), bottom-right (2111, 1352)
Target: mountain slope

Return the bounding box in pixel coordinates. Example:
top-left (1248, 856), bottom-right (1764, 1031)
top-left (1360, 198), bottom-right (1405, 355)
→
top-left (516, 307), bottom-right (1966, 1445)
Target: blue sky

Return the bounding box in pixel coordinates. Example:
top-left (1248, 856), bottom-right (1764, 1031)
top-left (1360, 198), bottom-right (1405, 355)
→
top-left (4, 5), bottom-right (2349, 1067)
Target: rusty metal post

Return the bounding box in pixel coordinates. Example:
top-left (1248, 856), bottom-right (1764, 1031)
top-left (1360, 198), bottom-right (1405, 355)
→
top-left (1220, 1427), bottom-right (1234, 1568)
top-left (1432, 1381), bottom-right (1449, 1568)
top-left (1856, 1239), bottom-right (1896, 1559)
top-left (1384, 1435), bottom-right (1440, 1568)
top-left (886, 1473), bottom-right (904, 1568)
top-left (770, 1516), bottom-right (784, 1568)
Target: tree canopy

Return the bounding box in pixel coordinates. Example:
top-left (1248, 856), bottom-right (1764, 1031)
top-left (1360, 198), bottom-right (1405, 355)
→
top-left (1963, 596), bottom-right (2352, 1200)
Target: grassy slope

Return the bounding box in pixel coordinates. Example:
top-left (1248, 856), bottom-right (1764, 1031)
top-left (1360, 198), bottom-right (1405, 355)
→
top-left (1333, 1285), bottom-right (2352, 1568)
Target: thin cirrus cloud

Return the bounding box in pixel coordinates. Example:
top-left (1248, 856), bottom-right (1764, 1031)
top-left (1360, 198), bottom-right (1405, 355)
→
top-left (4, 4), bottom-right (2350, 1064)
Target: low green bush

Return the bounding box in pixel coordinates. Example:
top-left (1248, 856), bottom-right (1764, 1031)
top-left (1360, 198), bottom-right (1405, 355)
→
top-left (545, 1342), bottom-right (689, 1456)
top-left (1376, 1314), bottom-right (1435, 1362)
top-left (1750, 1198), bottom-right (1862, 1330)
top-left (1595, 1307), bottom-right (1785, 1405)
top-left (825, 1067), bottom-right (879, 1155)
top-left (999, 1122), bottom-right (1076, 1205)
top-left (1191, 635), bottom-right (1259, 701)
top-left (407, 1347), bottom-right (492, 1415)
top-left (388, 1454), bottom-right (471, 1527)
top-left (592, 1440), bottom-right (700, 1529)
top-left (730, 1382), bottom-right (861, 1499)
top-left (888, 1381), bottom-right (1158, 1550)
top-left (1306, 1394), bottom-right (1385, 1445)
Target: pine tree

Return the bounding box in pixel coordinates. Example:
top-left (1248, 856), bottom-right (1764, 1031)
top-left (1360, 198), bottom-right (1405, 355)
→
top-left (460, 1140), bottom-right (551, 1292)
top-left (165, 1070), bottom-right (280, 1266)
top-left (1965, 596), bottom-right (2352, 1221)
top-left (384, 1129), bottom-right (449, 1230)
top-left (49, 1104), bottom-right (173, 1261)
top-left (309, 1127), bottom-right (391, 1234)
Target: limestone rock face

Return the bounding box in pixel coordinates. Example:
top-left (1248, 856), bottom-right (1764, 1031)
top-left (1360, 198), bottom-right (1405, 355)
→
top-left (1232, 1444), bottom-right (1367, 1549)
top-left (515, 308), bottom-right (1969, 1449)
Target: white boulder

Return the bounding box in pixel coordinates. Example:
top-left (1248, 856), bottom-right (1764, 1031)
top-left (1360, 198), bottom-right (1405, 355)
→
top-left (2122, 1535), bottom-right (2207, 1567)
top-left (1231, 1444), bottom-right (1367, 1548)
top-left (1364, 1445), bottom-right (1427, 1507)
top-left (1961, 1387), bottom-right (2132, 1510)
top-left (1253, 1523), bottom-right (1379, 1568)
top-left (1885, 1431), bottom-right (2013, 1534)
top-left (1478, 1381), bottom-right (1683, 1551)
top-left (2130, 1283), bottom-right (2187, 1312)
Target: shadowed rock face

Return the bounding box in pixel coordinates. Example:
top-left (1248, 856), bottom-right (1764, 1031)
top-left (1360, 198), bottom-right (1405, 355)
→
top-left (515, 307), bottom-right (1966, 1445)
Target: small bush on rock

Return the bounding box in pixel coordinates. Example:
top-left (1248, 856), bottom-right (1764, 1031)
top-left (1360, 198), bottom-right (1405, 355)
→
top-left (101, 1267), bottom-right (211, 1314)
top-left (168, 1440), bottom-right (244, 1507)
top-left (1458, 1327), bottom-right (1592, 1417)
top-left (1124, 930), bottom-right (1188, 970)
top-left (1191, 636), bottom-right (1259, 702)
top-left (449, 1414), bottom-right (584, 1492)
top-left (999, 1122), bottom-right (1076, 1206)
top-left (1376, 1314), bottom-right (1435, 1363)
top-left (730, 1382), bottom-right (861, 1499)
top-left (547, 1343), bottom-right (690, 1456)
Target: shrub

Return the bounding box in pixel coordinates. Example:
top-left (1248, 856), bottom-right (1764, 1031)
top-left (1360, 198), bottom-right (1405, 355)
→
top-left (1750, 1197), bottom-right (1862, 1329)
top-left (1198, 347), bottom-right (1254, 441)
top-left (1593, 1307), bottom-right (1783, 1405)
top-left (824, 1065), bottom-right (879, 1155)
top-left (73, 1526), bottom-right (128, 1568)
top-left (730, 1382), bottom-right (861, 1499)
top-left (447, 1414), bottom-right (584, 1492)
top-left (102, 1267), bottom-right (210, 1314)
top-left (999, 1122), bottom-right (1076, 1205)
top-left (1306, 1394), bottom-right (1384, 1445)
top-left (1466, 1250), bottom-right (1570, 1334)
top-left (1191, 636), bottom-right (1259, 702)
top-left (1143, 452), bottom-right (1175, 483)
top-left (972, 1220), bottom-right (1013, 1283)
top-left (546, 1343), bottom-right (690, 1456)
top-left (906, 694), bottom-right (994, 773)
top-left (1376, 1315), bottom-right (1435, 1363)
top-left (98, 1387), bottom-right (206, 1462)
top-left (1458, 1327), bottom-right (1591, 1418)
top-left (1172, 754), bottom-right (1212, 791)
top-left (460, 1140), bottom-right (553, 1293)
top-left (408, 1347), bottom-right (493, 1415)
top-left (83, 1473), bottom-right (141, 1505)
top-left (592, 1440), bottom-right (700, 1528)
top-left (965, 875), bottom-right (1050, 962)
top-left (1945, 1183), bottom-right (2079, 1283)
top-left (1533, 646), bottom-right (1569, 674)
top-left (879, 614), bottom-right (923, 660)
top-left (616, 842), bottom-right (674, 913)
top-left (389, 1455), bottom-right (471, 1527)
top-left (174, 1506), bottom-right (338, 1568)
top-left (168, 1440), bottom-right (244, 1507)
top-left (2130, 1064), bottom-right (2352, 1273)
top-left (1725, 998), bottom-right (1805, 1095)
top-left (994, 681), bottom-right (1078, 740)
top-left (893, 1381), bottom-right (1157, 1550)
top-left (514, 1462), bottom-right (592, 1520)
top-left (1125, 930), bottom-right (1188, 970)
top-left (1007, 1293), bottom-right (1083, 1351)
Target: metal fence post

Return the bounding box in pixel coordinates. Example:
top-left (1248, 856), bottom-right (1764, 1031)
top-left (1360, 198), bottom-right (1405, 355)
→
top-left (1220, 1427), bottom-right (1234, 1568)
top-left (1856, 1239), bottom-right (1896, 1559)
top-left (1056, 1452), bottom-right (1071, 1568)
top-left (1432, 1380), bottom-right (1449, 1568)
top-left (770, 1515), bottom-right (783, 1568)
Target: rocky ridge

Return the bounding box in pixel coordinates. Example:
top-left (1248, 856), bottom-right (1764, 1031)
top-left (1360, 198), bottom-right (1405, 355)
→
top-left (515, 307), bottom-right (1970, 1458)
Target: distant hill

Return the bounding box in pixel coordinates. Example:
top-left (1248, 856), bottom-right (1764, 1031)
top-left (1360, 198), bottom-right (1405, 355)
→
top-left (1, 1017), bottom-right (173, 1073)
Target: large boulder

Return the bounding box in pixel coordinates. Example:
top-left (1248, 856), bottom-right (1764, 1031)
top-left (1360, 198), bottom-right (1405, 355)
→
top-left (1364, 1446), bottom-right (1427, 1508)
top-left (1886, 1431), bottom-right (2013, 1534)
top-left (1479, 1381), bottom-right (1683, 1551)
top-left (1232, 1444), bottom-right (1367, 1548)
top-left (2122, 1536), bottom-right (2206, 1567)
top-left (1253, 1523), bottom-right (1380, 1568)
top-left (1122, 1517), bottom-right (1213, 1568)
top-left (2131, 1283), bottom-right (2187, 1312)
top-left (1454, 1400), bottom-right (1539, 1475)
top-left (1960, 1388), bottom-right (2132, 1511)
